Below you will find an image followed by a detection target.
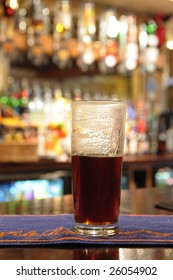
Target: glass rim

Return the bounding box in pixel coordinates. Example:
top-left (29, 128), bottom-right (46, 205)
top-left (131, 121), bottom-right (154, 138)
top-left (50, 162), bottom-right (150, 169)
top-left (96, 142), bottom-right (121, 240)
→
top-left (71, 100), bottom-right (125, 105)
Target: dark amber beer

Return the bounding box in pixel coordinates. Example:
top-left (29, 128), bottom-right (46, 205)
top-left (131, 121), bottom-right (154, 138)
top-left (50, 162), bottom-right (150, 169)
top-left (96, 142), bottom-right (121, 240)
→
top-left (72, 155), bottom-right (122, 225)
top-left (71, 100), bottom-right (126, 236)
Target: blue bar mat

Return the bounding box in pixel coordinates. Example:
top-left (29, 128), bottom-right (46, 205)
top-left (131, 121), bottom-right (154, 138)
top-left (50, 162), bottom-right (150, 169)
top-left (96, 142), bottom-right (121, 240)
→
top-left (0, 214), bottom-right (173, 246)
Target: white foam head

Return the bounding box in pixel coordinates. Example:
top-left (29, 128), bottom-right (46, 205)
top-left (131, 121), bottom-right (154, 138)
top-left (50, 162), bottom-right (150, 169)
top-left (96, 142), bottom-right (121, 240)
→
top-left (71, 100), bottom-right (126, 157)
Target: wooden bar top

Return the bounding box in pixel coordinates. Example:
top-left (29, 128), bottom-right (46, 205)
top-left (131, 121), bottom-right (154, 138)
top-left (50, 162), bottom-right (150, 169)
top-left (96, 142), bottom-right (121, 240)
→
top-left (0, 187), bottom-right (172, 260)
top-left (0, 153), bottom-right (173, 171)
top-left (1, 154), bottom-right (173, 188)
top-left (0, 153), bottom-right (173, 173)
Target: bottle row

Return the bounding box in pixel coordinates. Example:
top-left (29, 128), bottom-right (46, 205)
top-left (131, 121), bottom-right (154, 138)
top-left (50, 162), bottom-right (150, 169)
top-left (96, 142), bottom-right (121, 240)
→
top-left (0, 0), bottom-right (167, 74)
top-left (0, 77), bottom-right (117, 161)
top-left (0, 77), bottom-right (173, 161)
top-left (125, 99), bottom-right (173, 156)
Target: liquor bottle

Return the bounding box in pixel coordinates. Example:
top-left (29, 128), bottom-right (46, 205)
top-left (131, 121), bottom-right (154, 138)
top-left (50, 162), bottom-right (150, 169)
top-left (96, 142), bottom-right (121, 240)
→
top-left (28, 80), bottom-right (44, 126)
top-left (147, 101), bottom-right (158, 155)
top-left (1, 0), bottom-right (16, 56)
top-left (157, 116), bottom-right (167, 154)
top-left (0, 48), bottom-right (10, 95)
top-left (145, 18), bottom-right (159, 72)
top-left (73, 88), bottom-right (82, 100)
top-left (126, 101), bottom-right (138, 155)
top-left (53, 0), bottom-right (72, 69)
top-left (125, 14), bottom-right (138, 71)
top-left (136, 98), bottom-right (149, 155)
top-left (77, 0), bottom-right (96, 71)
top-left (2, 0), bottom-right (15, 17)
top-left (42, 81), bottom-right (54, 126)
top-left (0, 87), bottom-right (10, 111)
top-left (19, 78), bottom-right (30, 116)
top-left (166, 116), bottom-right (173, 153)
top-left (117, 15), bottom-right (128, 74)
top-left (27, 0), bottom-right (49, 66)
top-left (139, 23), bottom-right (147, 70)
top-left (155, 15), bottom-right (165, 49)
top-left (146, 76), bottom-right (159, 154)
top-left (98, 8), bottom-right (119, 74)
top-left (8, 78), bottom-right (21, 113)
top-left (14, 7), bottom-right (28, 34)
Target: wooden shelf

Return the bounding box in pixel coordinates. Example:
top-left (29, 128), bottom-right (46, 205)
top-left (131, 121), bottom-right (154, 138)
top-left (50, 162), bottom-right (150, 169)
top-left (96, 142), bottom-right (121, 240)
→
top-left (1, 154), bottom-right (173, 188)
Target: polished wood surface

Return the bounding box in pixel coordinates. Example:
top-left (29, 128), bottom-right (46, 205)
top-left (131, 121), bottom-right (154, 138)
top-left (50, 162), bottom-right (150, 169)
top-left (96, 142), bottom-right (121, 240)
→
top-left (1, 154), bottom-right (173, 174)
top-left (1, 154), bottom-right (173, 189)
top-left (123, 154), bottom-right (173, 189)
top-left (0, 187), bottom-right (173, 260)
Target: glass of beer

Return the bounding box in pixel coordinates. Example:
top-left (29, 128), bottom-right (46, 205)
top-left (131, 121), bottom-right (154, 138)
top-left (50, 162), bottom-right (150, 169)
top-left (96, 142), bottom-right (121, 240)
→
top-left (71, 100), bottom-right (126, 236)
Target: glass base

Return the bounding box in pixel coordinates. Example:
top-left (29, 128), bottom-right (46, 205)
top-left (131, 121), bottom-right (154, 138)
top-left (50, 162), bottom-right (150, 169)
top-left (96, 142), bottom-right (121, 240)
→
top-left (74, 222), bottom-right (119, 237)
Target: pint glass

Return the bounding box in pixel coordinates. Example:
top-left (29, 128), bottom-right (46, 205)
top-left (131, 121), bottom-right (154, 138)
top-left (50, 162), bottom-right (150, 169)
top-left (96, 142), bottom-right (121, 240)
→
top-left (71, 100), bottom-right (126, 236)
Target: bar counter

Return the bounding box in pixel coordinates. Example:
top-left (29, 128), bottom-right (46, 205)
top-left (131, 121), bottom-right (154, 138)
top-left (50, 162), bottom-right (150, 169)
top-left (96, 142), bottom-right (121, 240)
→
top-left (1, 153), bottom-right (173, 174)
top-left (1, 153), bottom-right (173, 188)
top-left (0, 187), bottom-right (172, 260)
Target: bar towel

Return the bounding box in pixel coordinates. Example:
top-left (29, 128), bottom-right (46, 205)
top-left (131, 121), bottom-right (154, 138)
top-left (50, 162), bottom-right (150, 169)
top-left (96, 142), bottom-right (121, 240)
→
top-left (0, 214), bottom-right (173, 246)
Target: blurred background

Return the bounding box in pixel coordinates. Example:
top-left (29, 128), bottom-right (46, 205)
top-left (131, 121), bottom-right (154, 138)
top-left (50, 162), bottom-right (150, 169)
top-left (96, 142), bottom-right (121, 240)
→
top-left (1, 0), bottom-right (173, 204)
